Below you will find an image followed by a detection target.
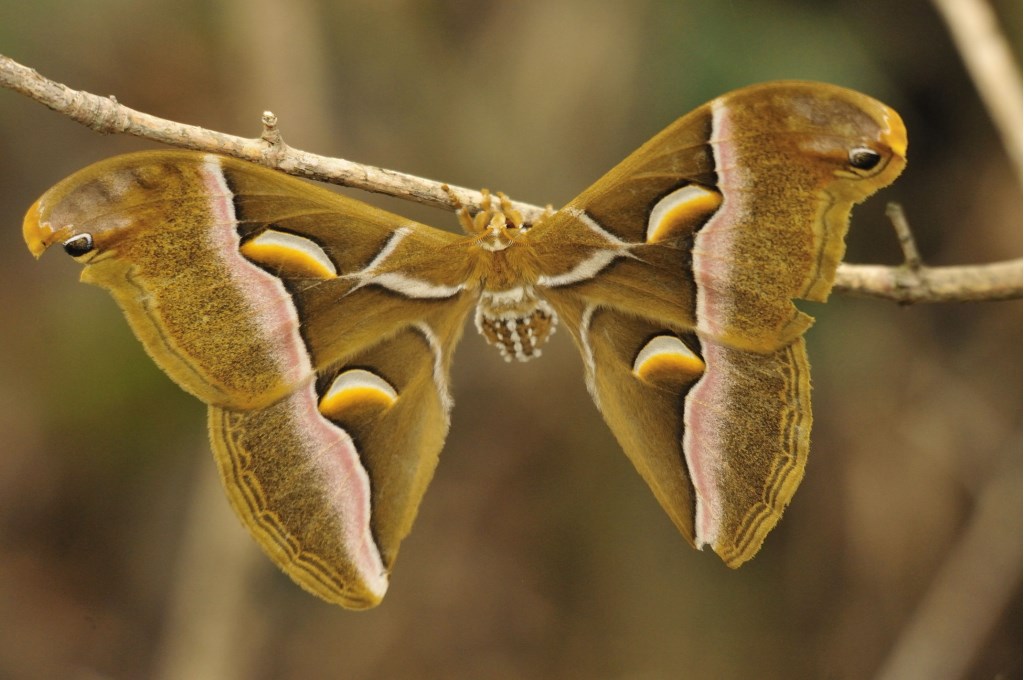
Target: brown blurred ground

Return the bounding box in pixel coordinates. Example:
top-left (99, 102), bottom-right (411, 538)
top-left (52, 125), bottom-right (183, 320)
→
top-left (0, 1), bottom-right (1020, 679)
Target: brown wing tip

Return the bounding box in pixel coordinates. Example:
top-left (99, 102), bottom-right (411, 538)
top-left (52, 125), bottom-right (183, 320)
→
top-left (22, 198), bottom-right (71, 258)
top-left (715, 538), bottom-right (763, 569)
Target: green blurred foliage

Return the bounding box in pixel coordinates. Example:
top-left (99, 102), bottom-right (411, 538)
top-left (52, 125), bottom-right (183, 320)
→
top-left (0, 1), bottom-right (1019, 679)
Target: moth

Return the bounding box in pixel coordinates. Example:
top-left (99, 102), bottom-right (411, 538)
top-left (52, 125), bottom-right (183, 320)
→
top-left (23, 81), bottom-right (906, 609)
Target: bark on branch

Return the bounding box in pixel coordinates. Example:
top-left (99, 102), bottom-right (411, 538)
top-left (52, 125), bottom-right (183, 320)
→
top-left (2, 53), bottom-right (1020, 304)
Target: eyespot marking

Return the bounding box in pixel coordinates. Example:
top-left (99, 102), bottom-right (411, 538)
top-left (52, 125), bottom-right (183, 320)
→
top-left (646, 185), bottom-right (722, 243)
top-left (848, 147), bottom-right (882, 171)
top-left (632, 335), bottom-right (705, 384)
top-left (319, 369), bottom-right (398, 421)
top-left (62, 233), bottom-right (95, 257)
top-left (241, 229), bottom-right (338, 279)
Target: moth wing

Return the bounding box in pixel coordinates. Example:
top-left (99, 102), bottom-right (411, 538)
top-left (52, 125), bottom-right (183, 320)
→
top-left (24, 151), bottom-right (475, 607)
top-left (543, 297), bottom-right (812, 567)
top-left (532, 80), bottom-right (907, 352)
top-left (534, 82), bottom-right (905, 565)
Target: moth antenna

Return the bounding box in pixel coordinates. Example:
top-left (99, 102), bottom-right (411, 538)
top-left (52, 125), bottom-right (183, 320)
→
top-left (443, 184), bottom-right (479, 236)
top-left (496, 191), bottom-right (526, 230)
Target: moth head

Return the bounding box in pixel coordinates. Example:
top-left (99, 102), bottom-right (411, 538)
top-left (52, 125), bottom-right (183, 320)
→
top-left (453, 188), bottom-right (530, 252)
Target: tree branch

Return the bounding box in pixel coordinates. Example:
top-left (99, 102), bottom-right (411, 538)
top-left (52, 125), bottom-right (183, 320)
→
top-left (832, 203), bottom-right (1021, 303)
top-left (931, 0), bottom-right (1023, 178)
top-left (833, 259), bottom-right (1022, 303)
top-left (0, 53), bottom-right (540, 222)
top-left (2, 53), bottom-right (1020, 304)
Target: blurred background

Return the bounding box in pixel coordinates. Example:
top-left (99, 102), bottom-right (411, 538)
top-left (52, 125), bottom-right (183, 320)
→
top-left (0, 1), bottom-right (1020, 678)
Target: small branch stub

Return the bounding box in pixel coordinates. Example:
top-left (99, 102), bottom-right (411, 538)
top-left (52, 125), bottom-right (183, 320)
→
top-left (261, 111), bottom-right (282, 147)
top-left (260, 110), bottom-right (287, 165)
top-left (887, 202), bottom-right (928, 304)
top-left (887, 203), bottom-right (923, 271)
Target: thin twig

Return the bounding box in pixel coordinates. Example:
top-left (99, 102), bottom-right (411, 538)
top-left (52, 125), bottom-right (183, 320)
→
top-left (1, 53), bottom-right (1020, 303)
top-left (886, 203), bottom-right (923, 271)
top-left (932, 0), bottom-right (1023, 177)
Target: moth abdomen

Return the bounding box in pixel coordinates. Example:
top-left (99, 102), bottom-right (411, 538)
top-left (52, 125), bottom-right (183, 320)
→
top-left (474, 286), bottom-right (558, 362)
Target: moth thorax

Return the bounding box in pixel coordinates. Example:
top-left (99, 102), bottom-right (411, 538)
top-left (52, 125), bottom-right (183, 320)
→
top-left (474, 287), bottom-right (558, 363)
